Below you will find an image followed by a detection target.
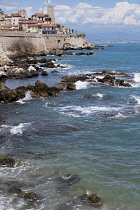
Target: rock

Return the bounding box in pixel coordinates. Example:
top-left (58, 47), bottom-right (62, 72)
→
top-left (56, 83), bottom-right (67, 90)
top-left (0, 87), bottom-right (18, 103)
top-left (23, 192), bottom-right (37, 201)
top-left (41, 70), bottom-right (48, 76)
top-left (9, 186), bottom-right (22, 194)
top-left (51, 70), bottom-right (60, 74)
top-left (102, 70), bottom-right (115, 75)
top-left (81, 193), bottom-right (102, 207)
top-left (0, 115), bottom-right (5, 124)
top-left (67, 83), bottom-right (76, 90)
top-left (84, 93), bottom-right (96, 98)
top-left (75, 52), bottom-right (87, 56)
top-left (39, 58), bottom-right (47, 63)
top-left (40, 60), bottom-right (55, 68)
top-left (61, 75), bottom-right (88, 83)
top-left (57, 64), bottom-right (66, 68)
top-left (0, 156), bottom-right (15, 167)
top-left (36, 66), bottom-right (43, 72)
top-left (0, 80), bottom-right (60, 103)
top-left (103, 75), bottom-right (115, 80)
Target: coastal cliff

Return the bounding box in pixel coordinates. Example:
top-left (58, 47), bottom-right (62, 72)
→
top-left (0, 31), bottom-right (94, 65)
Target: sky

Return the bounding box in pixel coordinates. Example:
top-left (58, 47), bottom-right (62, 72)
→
top-left (1, 0), bottom-right (140, 42)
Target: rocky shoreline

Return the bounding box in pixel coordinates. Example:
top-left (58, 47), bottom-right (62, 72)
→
top-left (0, 47), bottom-right (132, 104)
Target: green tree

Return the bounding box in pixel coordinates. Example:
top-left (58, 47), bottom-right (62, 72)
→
top-left (0, 9), bottom-right (4, 14)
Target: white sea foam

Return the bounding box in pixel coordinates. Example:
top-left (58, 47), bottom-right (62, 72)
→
top-left (132, 95), bottom-right (140, 104)
top-left (1, 123), bottom-right (31, 135)
top-left (95, 93), bottom-right (104, 98)
top-left (57, 105), bottom-right (120, 116)
top-left (131, 73), bottom-right (140, 87)
top-left (10, 123), bottom-right (31, 135)
top-left (16, 91), bottom-right (32, 104)
top-left (75, 81), bottom-right (90, 90)
top-left (110, 112), bottom-right (127, 119)
top-left (134, 73), bottom-right (140, 83)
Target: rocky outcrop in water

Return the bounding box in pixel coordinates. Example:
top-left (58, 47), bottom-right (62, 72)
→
top-left (80, 193), bottom-right (102, 207)
top-left (0, 156), bottom-right (15, 167)
top-left (0, 80), bottom-right (60, 103)
top-left (57, 70), bottom-right (132, 91)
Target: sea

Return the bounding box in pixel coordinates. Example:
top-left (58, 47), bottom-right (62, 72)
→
top-left (0, 43), bottom-right (140, 210)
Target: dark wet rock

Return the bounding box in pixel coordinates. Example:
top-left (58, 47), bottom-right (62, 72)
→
top-left (0, 85), bottom-right (18, 103)
top-left (23, 192), bottom-right (37, 201)
top-left (0, 156), bottom-right (15, 167)
top-left (62, 52), bottom-right (74, 55)
top-left (51, 70), bottom-right (60, 74)
top-left (102, 70), bottom-right (116, 75)
top-left (56, 174), bottom-right (80, 185)
top-left (61, 75), bottom-right (89, 83)
top-left (38, 58), bottom-right (48, 63)
top-left (84, 93), bottom-right (96, 98)
top-left (0, 115), bottom-right (5, 124)
top-left (36, 66), bottom-right (43, 72)
top-left (41, 70), bottom-right (48, 76)
top-left (75, 52), bottom-right (87, 56)
top-left (80, 193), bottom-right (102, 207)
top-left (103, 74), bottom-right (115, 80)
top-left (57, 63), bottom-right (66, 68)
top-left (56, 83), bottom-right (67, 90)
top-left (26, 59), bottom-right (38, 64)
top-left (0, 80), bottom-right (60, 103)
top-left (31, 80), bottom-right (60, 97)
top-left (5, 180), bottom-right (25, 188)
top-left (40, 60), bottom-right (55, 68)
top-left (9, 186), bottom-right (22, 194)
top-left (67, 83), bottom-right (76, 90)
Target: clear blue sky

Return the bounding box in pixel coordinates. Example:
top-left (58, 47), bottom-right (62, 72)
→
top-left (1, 0), bottom-right (140, 41)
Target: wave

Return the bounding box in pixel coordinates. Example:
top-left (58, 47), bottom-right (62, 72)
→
top-left (1, 123), bottom-right (31, 135)
top-left (134, 73), bottom-right (140, 83)
top-left (16, 91), bottom-right (32, 104)
top-left (56, 105), bottom-right (120, 116)
top-left (75, 81), bottom-right (90, 90)
top-left (95, 93), bottom-right (104, 98)
top-left (132, 95), bottom-right (140, 105)
top-left (131, 73), bottom-right (140, 87)
top-left (109, 112), bottom-right (127, 119)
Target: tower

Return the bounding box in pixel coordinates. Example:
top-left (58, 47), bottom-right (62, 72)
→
top-left (47, 6), bottom-right (55, 24)
top-left (18, 9), bottom-right (27, 18)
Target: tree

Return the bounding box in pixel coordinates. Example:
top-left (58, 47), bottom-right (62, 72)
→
top-left (0, 9), bottom-right (4, 14)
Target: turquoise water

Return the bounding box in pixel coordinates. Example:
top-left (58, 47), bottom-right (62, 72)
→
top-left (1, 44), bottom-right (140, 210)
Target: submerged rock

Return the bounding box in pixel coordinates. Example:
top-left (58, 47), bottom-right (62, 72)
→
top-left (9, 186), bottom-right (22, 194)
top-left (41, 70), bottom-right (48, 76)
top-left (81, 193), bottom-right (102, 207)
top-left (56, 174), bottom-right (80, 185)
top-left (84, 93), bottom-right (96, 98)
top-left (0, 156), bottom-right (15, 167)
top-left (23, 192), bottom-right (37, 201)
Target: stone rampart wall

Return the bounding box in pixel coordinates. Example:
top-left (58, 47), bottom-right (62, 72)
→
top-left (0, 31), bottom-right (91, 62)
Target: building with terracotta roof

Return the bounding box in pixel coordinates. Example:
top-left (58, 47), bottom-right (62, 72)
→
top-left (38, 23), bottom-right (60, 34)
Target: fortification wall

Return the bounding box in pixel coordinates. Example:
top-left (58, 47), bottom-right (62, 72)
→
top-left (0, 32), bottom-right (46, 57)
top-left (0, 31), bottom-right (93, 64)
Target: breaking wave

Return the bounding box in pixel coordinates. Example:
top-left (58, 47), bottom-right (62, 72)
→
top-left (1, 123), bottom-right (31, 135)
top-left (16, 91), bottom-right (32, 104)
top-left (75, 81), bottom-right (90, 90)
